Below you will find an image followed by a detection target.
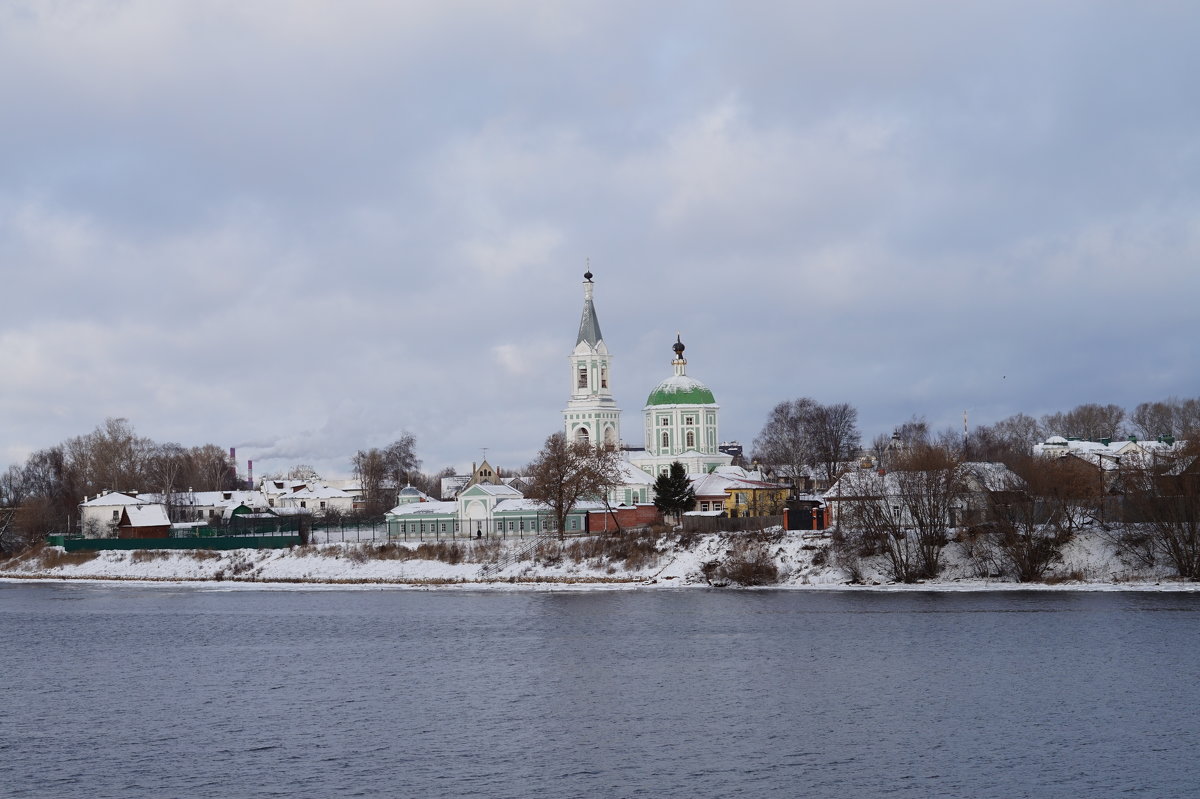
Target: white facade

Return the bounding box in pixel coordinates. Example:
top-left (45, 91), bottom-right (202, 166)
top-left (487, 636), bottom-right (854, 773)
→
top-left (79, 492), bottom-right (151, 536)
top-left (562, 272), bottom-right (622, 448)
top-left (628, 337), bottom-right (731, 477)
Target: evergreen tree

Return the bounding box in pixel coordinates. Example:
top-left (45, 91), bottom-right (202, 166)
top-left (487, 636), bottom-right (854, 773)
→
top-left (653, 461), bottom-right (696, 522)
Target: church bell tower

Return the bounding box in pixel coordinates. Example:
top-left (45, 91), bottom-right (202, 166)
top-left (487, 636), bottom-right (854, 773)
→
top-left (562, 268), bottom-right (621, 447)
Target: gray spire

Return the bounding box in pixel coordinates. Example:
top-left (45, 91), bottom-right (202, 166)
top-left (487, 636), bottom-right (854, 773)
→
top-left (576, 270), bottom-right (603, 346)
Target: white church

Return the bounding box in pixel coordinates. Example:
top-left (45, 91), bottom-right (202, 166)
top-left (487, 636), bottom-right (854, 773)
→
top-left (563, 269), bottom-right (733, 477)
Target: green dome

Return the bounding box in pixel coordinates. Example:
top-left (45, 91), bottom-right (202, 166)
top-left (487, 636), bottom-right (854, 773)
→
top-left (646, 375), bottom-right (716, 406)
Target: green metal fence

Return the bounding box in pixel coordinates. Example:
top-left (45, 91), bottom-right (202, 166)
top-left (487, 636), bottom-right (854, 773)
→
top-left (60, 535), bottom-right (300, 552)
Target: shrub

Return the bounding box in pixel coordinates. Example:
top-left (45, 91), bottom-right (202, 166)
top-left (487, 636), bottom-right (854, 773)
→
top-left (34, 547), bottom-right (100, 569)
top-left (130, 550), bottom-right (171, 563)
top-left (413, 542), bottom-right (465, 564)
top-left (561, 531), bottom-right (663, 570)
top-left (712, 537), bottom-right (780, 586)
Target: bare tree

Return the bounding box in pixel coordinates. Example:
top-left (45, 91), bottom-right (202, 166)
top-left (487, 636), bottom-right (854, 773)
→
top-left (838, 445), bottom-right (965, 582)
top-left (1041, 403), bottom-right (1125, 441)
top-left (352, 449), bottom-right (390, 517)
top-left (1176, 398), bottom-right (1200, 438)
top-left (807, 402), bottom-right (861, 486)
top-left (1017, 455), bottom-right (1102, 534)
top-left (352, 433), bottom-right (423, 517)
top-left (752, 398), bottom-right (860, 487)
top-left (146, 443), bottom-right (188, 520)
top-left (1130, 400), bottom-right (1178, 441)
top-left (383, 433), bottom-right (421, 489)
top-left (523, 432), bottom-right (622, 539)
top-left (752, 398), bottom-right (818, 485)
top-left (967, 413), bottom-right (1044, 464)
top-left (981, 466), bottom-right (1068, 582)
top-left (190, 444), bottom-right (236, 490)
top-left (286, 464), bottom-right (321, 481)
top-left (1130, 396), bottom-right (1200, 440)
top-left (1121, 442), bottom-right (1200, 580)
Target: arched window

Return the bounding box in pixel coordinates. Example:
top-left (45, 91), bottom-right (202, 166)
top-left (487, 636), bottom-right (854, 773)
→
top-left (600, 365), bottom-right (608, 388)
top-left (686, 431), bottom-right (695, 449)
top-left (661, 431), bottom-right (669, 449)
top-left (576, 427), bottom-right (590, 444)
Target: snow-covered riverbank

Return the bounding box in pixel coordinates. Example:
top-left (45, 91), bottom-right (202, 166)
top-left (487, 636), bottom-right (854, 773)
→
top-left (3, 529), bottom-right (1199, 591)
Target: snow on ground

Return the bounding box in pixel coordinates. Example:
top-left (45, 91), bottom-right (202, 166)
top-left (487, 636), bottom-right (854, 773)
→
top-left (2, 527), bottom-right (1199, 591)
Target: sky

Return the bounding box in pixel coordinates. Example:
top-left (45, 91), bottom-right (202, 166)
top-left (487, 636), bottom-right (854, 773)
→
top-left (2, 1), bottom-right (1199, 481)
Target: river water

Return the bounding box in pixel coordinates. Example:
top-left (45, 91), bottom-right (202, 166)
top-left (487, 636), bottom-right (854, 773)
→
top-left (3, 583), bottom-right (1198, 798)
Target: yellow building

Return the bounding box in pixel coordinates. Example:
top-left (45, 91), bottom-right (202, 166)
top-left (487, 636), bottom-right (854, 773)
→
top-left (723, 481), bottom-right (790, 518)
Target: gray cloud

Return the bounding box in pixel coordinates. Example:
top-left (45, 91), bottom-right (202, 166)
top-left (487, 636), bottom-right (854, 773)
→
top-left (3, 1), bottom-right (1198, 477)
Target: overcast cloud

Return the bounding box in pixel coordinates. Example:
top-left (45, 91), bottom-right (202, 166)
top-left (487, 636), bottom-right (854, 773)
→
top-left (2, 1), bottom-right (1198, 479)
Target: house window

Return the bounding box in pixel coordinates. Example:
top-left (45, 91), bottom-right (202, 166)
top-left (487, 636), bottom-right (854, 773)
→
top-left (578, 366), bottom-right (587, 389)
top-left (112, 510), bottom-right (120, 520)
top-left (661, 432), bottom-right (669, 449)
top-left (300, 501), bottom-right (306, 508)
top-left (686, 431), bottom-right (695, 448)
top-left (509, 521), bottom-right (515, 531)
top-left (660, 417), bottom-right (669, 426)
top-left (420, 523), bottom-right (426, 533)
top-left (441, 523), bottom-right (447, 533)
top-left (519, 519), bottom-right (526, 531)
top-left (685, 416), bottom-right (694, 426)
top-left (268, 498), bottom-right (275, 507)
top-left (319, 501), bottom-right (326, 510)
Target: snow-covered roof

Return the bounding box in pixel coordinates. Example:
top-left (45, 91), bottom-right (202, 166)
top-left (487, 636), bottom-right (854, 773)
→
top-left (260, 479), bottom-right (311, 494)
top-left (80, 492), bottom-right (149, 508)
top-left (440, 475), bottom-right (471, 499)
top-left (645, 375), bottom-right (716, 406)
top-left (690, 472), bottom-right (787, 498)
top-left (141, 490), bottom-right (267, 509)
top-left (286, 486), bottom-right (352, 500)
top-left (464, 483), bottom-right (523, 498)
top-left (121, 504), bottom-right (170, 527)
top-left (576, 287), bottom-right (603, 346)
top-left (493, 498), bottom-right (606, 514)
top-left (691, 472), bottom-right (737, 497)
top-left (961, 462), bottom-right (1023, 492)
top-left (385, 500), bottom-right (458, 517)
top-left (615, 460), bottom-right (655, 485)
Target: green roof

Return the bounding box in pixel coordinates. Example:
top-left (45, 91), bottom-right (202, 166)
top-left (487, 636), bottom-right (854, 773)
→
top-left (645, 375), bottom-right (716, 406)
